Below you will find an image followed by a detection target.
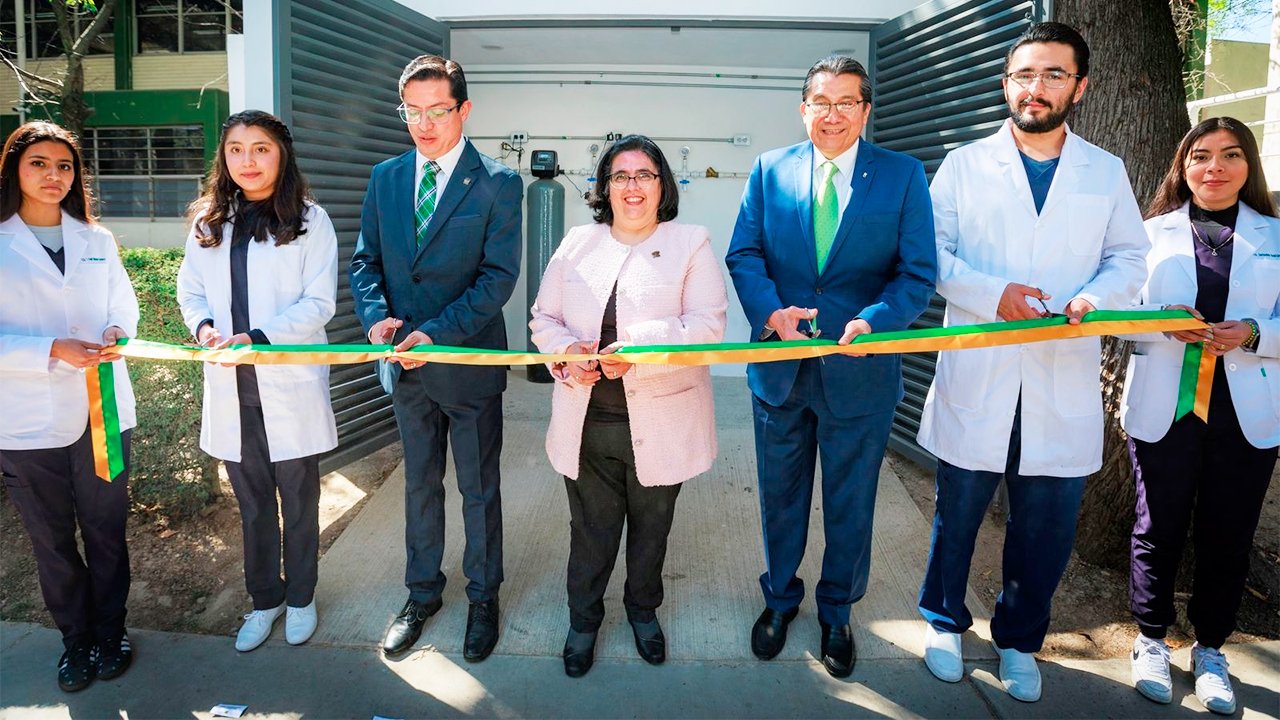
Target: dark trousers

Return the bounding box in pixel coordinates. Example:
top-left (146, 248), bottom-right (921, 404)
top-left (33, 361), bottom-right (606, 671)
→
top-left (564, 419), bottom-right (682, 632)
top-left (392, 369), bottom-right (504, 604)
top-left (752, 358), bottom-right (895, 626)
top-left (918, 408), bottom-right (1086, 653)
top-left (1, 427), bottom-right (131, 649)
top-left (225, 403), bottom-right (320, 610)
top-left (1129, 390), bottom-right (1276, 649)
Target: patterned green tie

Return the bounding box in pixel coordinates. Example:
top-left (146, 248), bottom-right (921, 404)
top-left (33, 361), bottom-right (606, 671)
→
top-left (415, 160), bottom-right (440, 246)
top-left (814, 160), bottom-right (839, 272)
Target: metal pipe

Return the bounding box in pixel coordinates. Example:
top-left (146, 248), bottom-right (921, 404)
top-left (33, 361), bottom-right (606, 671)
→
top-left (469, 69), bottom-right (803, 82)
top-left (468, 79), bottom-right (794, 92)
top-left (16, 0), bottom-right (26, 122)
top-left (471, 134), bottom-right (745, 144)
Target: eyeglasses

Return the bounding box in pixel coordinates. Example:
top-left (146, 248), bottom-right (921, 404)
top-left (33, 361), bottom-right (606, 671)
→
top-left (804, 100), bottom-right (867, 116)
top-left (397, 102), bottom-right (462, 125)
top-left (1005, 71), bottom-right (1081, 90)
top-left (607, 171), bottom-right (659, 188)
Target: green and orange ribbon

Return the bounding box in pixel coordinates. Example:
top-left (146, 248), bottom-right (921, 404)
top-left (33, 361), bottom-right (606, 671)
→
top-left (86, 361), bottom-right (126, 482)
top-left (85, 309), bottom-right (1207, 481)
top-left (1174, 341), bottom-right (1217, 423)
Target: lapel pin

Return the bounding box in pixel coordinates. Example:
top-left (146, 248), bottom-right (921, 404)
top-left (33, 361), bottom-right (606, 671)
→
top-left (652, 251), bottom-right (661, 258)
top-left (463, 177), bottom-right (472, 186)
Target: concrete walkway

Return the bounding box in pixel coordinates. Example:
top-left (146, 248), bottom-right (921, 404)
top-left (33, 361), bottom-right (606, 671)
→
top-left (2, 375), bottom-right (1277, 718)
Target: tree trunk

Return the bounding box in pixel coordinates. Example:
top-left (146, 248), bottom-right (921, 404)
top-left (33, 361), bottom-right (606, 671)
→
top-left (1052, 0), bottom-right (1191, 569)
top-left (59, 57), bottom-right (88, 138)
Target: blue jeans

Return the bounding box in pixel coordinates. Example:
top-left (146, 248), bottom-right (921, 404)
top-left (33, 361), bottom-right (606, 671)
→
top-left (918, 408), bottom-right (1085, 653)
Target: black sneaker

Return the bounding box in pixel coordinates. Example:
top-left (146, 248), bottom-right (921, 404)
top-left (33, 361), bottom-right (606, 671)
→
top-left (96, 631), bottom-right (133, 681)
top-left (57, 641), bottom-right (96, 692)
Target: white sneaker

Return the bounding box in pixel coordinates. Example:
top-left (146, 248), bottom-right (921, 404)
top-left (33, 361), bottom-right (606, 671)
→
top-left (285, 601), bottom-right (318, 646)
top-left (992, 640), bottom-right (1041, 702)
top-left (1131, 635), bottom-right (1173, 704)
top-left (235, 603), bottom-right (284, 652)
top-left (1191, 643), bottom-right (1236, 715)
top-left (923, 623), bottom-right (964, 682)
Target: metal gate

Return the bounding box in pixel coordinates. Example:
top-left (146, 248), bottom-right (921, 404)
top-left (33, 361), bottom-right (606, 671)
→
top-left (869, 0), bottom-right (1049, 467)
top-left (272, 0), bottom-right (449, 472)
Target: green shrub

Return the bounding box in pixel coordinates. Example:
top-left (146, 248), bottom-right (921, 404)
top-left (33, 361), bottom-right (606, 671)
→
top-left (120, 247), bottom-right (220, 520)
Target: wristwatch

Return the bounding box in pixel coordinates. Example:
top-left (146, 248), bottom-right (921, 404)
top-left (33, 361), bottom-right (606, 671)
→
top-left (1242, 318), bottom-right (1261, 353)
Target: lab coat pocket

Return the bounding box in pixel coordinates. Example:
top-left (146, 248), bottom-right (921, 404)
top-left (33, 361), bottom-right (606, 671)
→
top-left (1053, 337), bottom-right (1103, 417)
top-left (1, 377), bottom-right (51, 437)
top-left (1066, 195), bottom-right (1110, 256)
top-left (936, 350), bottom-right (992, 411)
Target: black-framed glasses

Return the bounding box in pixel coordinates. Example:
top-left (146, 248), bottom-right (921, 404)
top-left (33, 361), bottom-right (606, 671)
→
top-left (804, 100), bottom-right (867, 116)
top-left (397, 102), bottom-right (462, 125)
top-left (1005, 71), bottom-right (1080, 90)
top-left (607, 171), bottom-right (659, 188)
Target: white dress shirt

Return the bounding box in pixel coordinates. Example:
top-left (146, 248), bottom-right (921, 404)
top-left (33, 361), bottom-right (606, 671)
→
top-left (413, 136), bottom-right (467, 197)
top-left (811, 138), bottom-right (860, 228)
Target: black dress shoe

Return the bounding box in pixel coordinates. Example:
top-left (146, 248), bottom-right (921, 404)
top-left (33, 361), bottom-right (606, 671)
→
top-left (629, 617), bottom-right (666, 665)
top-left (96, 631), bottom-right (133, 681)
top-left (463, 599), bottom-right (500, 662)
top-left (562, 628), bottom-right (597, 678)
top-left (751, 607), bottom-right (799, 660)
top-left (819, 621), bottom-right (855, 678)
top-left (382, 597), bottom-right (442, 656)
top-left (57, 641), bottom-right (96, 693)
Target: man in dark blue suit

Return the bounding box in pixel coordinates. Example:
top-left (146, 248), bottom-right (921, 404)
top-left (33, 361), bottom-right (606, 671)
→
top-left (350, 55), bottom-right (522, 662)
top-left (726, 55), bottom-right (936, 678)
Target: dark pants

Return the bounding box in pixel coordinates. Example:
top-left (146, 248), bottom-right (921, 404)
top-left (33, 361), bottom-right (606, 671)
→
top-left (392, 369), bottom-right (504, 604)
top-left (2, 427), bottom-right (131, 649)
top-left (918, 408), bottom-right (1086, 653)
top-left (752, 358), bottom-right (895, 626)
top-left (225, 403), bottom-right (320, 610)
top-left (564, 419), bottom-right (681, 633)
top-left (1129, 388), bottom-right (1276, 649)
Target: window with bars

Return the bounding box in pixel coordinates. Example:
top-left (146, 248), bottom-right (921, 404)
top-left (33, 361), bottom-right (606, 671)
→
top-left (137, 0), bottom-right (242, 54)
top-left (5, 0), bottom-right (114, 59)
top-left (83, 126), bottom-right (206, 218)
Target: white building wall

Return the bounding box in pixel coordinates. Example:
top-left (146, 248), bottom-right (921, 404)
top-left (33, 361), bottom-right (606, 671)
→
top-left (104, 218), bottom-right (190, 248)
top-left (132, 54), bottom-right (229, 91)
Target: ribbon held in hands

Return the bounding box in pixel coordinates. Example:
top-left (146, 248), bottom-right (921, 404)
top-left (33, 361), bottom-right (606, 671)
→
top-left (85, 309), bottom-right (1207, 480)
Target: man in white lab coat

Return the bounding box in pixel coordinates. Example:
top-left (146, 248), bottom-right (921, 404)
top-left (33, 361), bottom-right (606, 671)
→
top-left (914, 23), bottom-right (1149, 702)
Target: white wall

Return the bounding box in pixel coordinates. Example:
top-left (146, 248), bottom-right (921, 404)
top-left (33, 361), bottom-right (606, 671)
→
top-left (103, 218), bottom-right (189, 248)
top-left (463, 62), bottom-right (829, 375)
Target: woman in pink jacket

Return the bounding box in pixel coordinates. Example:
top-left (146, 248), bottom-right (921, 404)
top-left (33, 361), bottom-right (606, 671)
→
top-left (530, 134), bottom-right (728, 678)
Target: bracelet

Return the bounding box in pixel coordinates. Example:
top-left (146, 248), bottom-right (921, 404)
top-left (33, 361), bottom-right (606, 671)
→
top-left (1242, 318), bottom-right (1260, 352)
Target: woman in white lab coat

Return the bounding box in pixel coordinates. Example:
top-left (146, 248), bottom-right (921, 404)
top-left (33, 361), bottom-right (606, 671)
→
top-left (177, 110), bottom-right (338, 653)
top-left (1121, 116), bottom-right (1278, 715)
top-left (0, 121), bottom-right (139, 692)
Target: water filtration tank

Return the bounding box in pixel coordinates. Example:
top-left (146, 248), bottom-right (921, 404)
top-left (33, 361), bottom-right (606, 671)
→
top-left (525, 175), bottom-right (565, 382)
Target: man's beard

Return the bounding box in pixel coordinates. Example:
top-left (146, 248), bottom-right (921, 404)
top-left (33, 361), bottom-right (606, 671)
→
top-left (1009, 95), bottom-right (1075, 133)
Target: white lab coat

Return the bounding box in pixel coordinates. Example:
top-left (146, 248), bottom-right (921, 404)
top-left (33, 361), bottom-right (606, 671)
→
top-left (176, 203), bottom-right (339, 463)
top-left (917, 121), bottom-right (1150, 477)
top-left (0, 212), bottom-right (139, 449)
top-left (1120, 202), bottom-right (1280, 448)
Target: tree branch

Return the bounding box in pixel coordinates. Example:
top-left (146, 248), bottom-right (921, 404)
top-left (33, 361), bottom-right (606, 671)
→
top-left (71, 0), bottom-right (118, 57)
top-left (49, 1), bottom-right (75, 56)
top-left (1, 53), bottom-right (64, 94)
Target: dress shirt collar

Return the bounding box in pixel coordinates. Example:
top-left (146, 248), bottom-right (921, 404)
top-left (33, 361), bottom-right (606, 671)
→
top-left (812, 138), bottom-right (859, 181)
top-left (415, 135), bottom-right (468, 189)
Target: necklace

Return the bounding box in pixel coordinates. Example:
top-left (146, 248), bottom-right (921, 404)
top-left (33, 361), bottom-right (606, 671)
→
top-left (1191, 221), bottom-right (1233, 256)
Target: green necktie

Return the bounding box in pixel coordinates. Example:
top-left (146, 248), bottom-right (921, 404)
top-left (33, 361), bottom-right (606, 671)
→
top-left (814, 160), bottom-right (839, 272)
top-left (415, 160), bottom-right (440, 246)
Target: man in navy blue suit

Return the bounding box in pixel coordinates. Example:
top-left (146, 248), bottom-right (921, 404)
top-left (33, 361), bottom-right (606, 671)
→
top-left (726, 55), bottom-right (936, 678)
top-left (350, 55), bottom-right (522, 662)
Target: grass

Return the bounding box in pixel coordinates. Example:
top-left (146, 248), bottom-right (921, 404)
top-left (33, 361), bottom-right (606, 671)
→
top-left (120, 247), bottom-right (220, 520)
